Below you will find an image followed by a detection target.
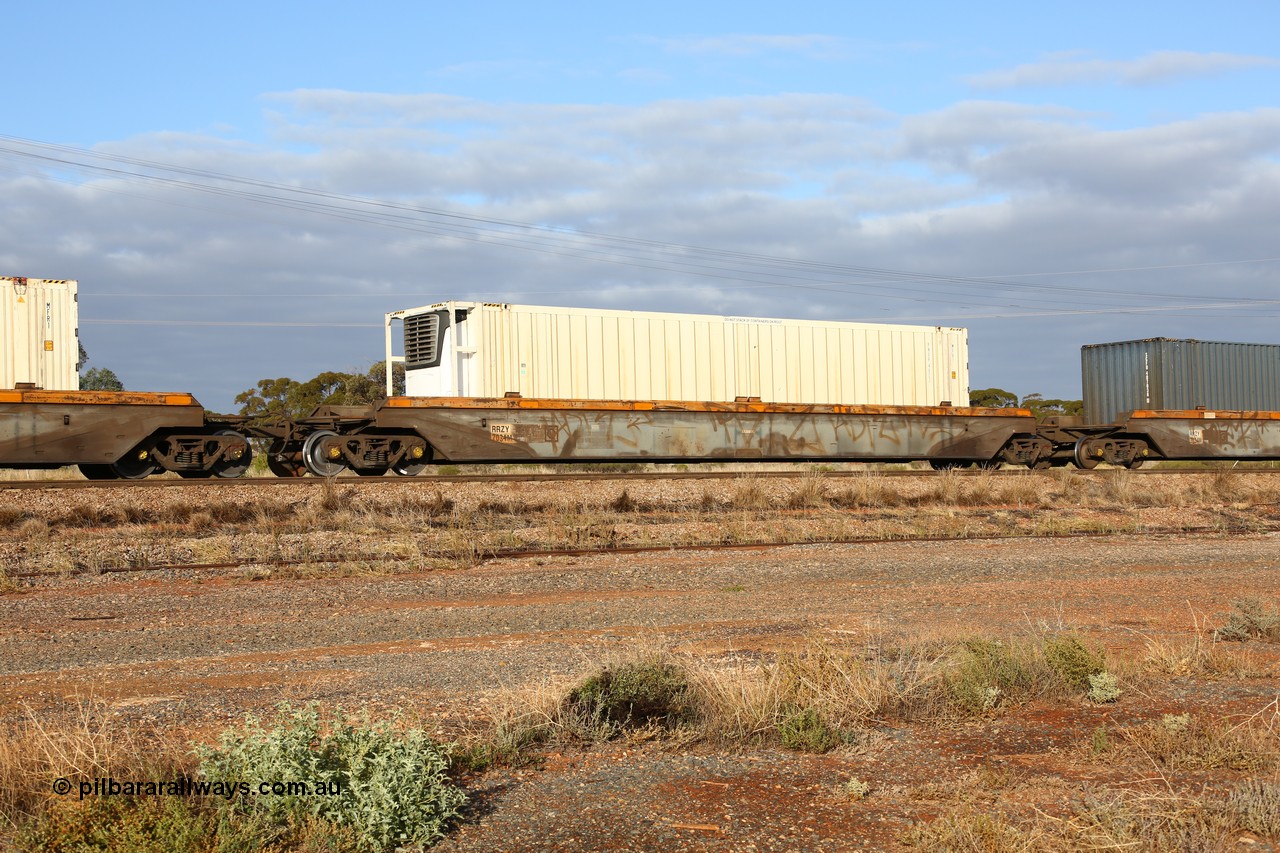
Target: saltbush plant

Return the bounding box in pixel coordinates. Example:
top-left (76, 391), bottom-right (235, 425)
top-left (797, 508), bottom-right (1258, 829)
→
top-left (196, 704), bottom-right (465, 852)
top-left (1086, 672), bottom-right (1122, 704)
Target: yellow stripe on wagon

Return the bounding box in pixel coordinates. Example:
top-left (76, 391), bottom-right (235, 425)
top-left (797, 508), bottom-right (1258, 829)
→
top-left (380, 396), bottom-right (1033, 417)
top-left (1129, 410), bottom-right (1280, 420)
top-left (0, 390), bottom-right (198, 406)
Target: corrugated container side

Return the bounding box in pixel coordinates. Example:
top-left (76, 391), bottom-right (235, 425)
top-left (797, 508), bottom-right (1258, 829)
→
top-left (1083, 338), bottom-right (1280, 423)
top-left (394, 301), bottom-right (969, 406)
top-left (2, 277), bottom-right (79, 391)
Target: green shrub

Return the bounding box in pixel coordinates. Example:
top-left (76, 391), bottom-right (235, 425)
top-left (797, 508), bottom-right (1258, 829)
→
top-left (14, 796), bottom-right (212, 853)
top-left (1042, 634), bottom-right (1107, 691)
top-left (1090, 726), bottom-right (1111, 754)
top-left (196, 705), bottom-right (465, 852)
top-left (563, 661), bottom-right (693, 740)
top-left (943, 638), bottom-right (1043, 715)
top-left (777, 707), bottom-right (840, 753)
top-left (843, 777), bottom-right (871, 800)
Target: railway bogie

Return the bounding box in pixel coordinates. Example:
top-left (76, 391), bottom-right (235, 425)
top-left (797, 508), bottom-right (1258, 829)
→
top-left (297, 430), bottom-right (429, 477)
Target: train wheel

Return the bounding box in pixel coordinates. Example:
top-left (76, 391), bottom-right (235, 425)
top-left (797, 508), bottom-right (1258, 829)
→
top-left (1124, 457), bottom-right (1146, 470)
top-left (78, 463), bottom-right (118, 480)
top-left (1072, 438), bottom-right (1101, 470)
top-left (302, 430), bottom-right (345, 477)
top-left (211, 429), bottom-right (253, 478)
top-left (111, 448), bottom-right (162, 479)
top-left (392, 441), bottom-right (429, 476)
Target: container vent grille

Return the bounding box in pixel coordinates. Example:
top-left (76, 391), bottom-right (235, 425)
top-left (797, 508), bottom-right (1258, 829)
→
top-left (403, 313), bottom-right (440, 368)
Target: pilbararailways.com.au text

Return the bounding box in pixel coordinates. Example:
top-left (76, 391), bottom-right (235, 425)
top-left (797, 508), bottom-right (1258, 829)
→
top-left (52, 777), bottom-right (343, 801)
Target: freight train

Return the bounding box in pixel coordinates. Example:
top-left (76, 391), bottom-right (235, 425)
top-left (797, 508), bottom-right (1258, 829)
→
top-left (3, 290), bottom-right (1280, 478)
top-left (5, 386), bottom-right (1280, 479)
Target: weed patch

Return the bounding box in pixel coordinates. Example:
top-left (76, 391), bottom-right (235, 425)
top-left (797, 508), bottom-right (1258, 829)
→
top-left (1118, 712), bottom-right (1279, 772)
top-left (562, 660), bottom-right (694, 741)
top-left (904, 810), bottom-right (1036, 851)
top-left (14, 796), bottom-right (213, 853)
top-left (1214, 597), bottom-right (1280, 642)
top-left (942, 638), bottom-right (1047, 715)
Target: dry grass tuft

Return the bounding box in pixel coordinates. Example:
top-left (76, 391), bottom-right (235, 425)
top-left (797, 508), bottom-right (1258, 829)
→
top-left (904, 810), bottom-right (1040, 851)
top-left (0, 699), bottom-right (194, 823)
top-left (470, 630), bottom-right (1125, 765)
top-left (830, 472), bottom-right (901, 508)
top-left (1050, 786), bottom-right (1243, 851)
top-left (728, 477), bottom-right (772, 512)
top-left (1226, 777), bottom-right (1280, 838)
top-left (785, 474), bottom-right (830, 509)
top-left (1140, 632), bottom-right (1269, 679)
top-left (0, 506), bottom-right (29, 528)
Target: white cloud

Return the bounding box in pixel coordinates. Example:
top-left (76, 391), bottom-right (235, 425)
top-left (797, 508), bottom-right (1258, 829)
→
top-left (3, 90), bottom-right (1279, 408)
top-left (968, 50), bottom-right (1280, 89)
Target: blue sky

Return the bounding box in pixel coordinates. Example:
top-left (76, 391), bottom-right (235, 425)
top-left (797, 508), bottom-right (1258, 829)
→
top-left (4, 2), bottom-right (1280, 410)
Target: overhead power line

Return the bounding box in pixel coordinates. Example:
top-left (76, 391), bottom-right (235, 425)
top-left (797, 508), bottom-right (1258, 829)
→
top-left (1, 134), bottom-right (1276, 320)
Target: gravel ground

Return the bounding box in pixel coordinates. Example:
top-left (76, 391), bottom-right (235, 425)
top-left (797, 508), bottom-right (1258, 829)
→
top-left (3, 532), bottom-right (1278, 721)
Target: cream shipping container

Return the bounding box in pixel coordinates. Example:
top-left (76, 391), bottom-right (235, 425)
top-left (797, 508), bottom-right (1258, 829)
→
top-left (385, 301), bottom-right (968, 406)
top-left (2, 277), bottom-right (79, 391)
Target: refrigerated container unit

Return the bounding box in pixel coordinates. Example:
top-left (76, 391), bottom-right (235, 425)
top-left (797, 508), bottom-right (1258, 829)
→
top-left (2, 277), bottom-right (79, 391)
top-left (385, 301), bottom-right (969, 407)
top-left (1082, 338), bottom-right (1280, 424)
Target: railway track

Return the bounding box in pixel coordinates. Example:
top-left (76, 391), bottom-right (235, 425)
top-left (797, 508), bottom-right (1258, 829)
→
top-left (10, 524), bottom-right (1274, 580)
top-left (2, 465), bottom-right (1277, 490)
